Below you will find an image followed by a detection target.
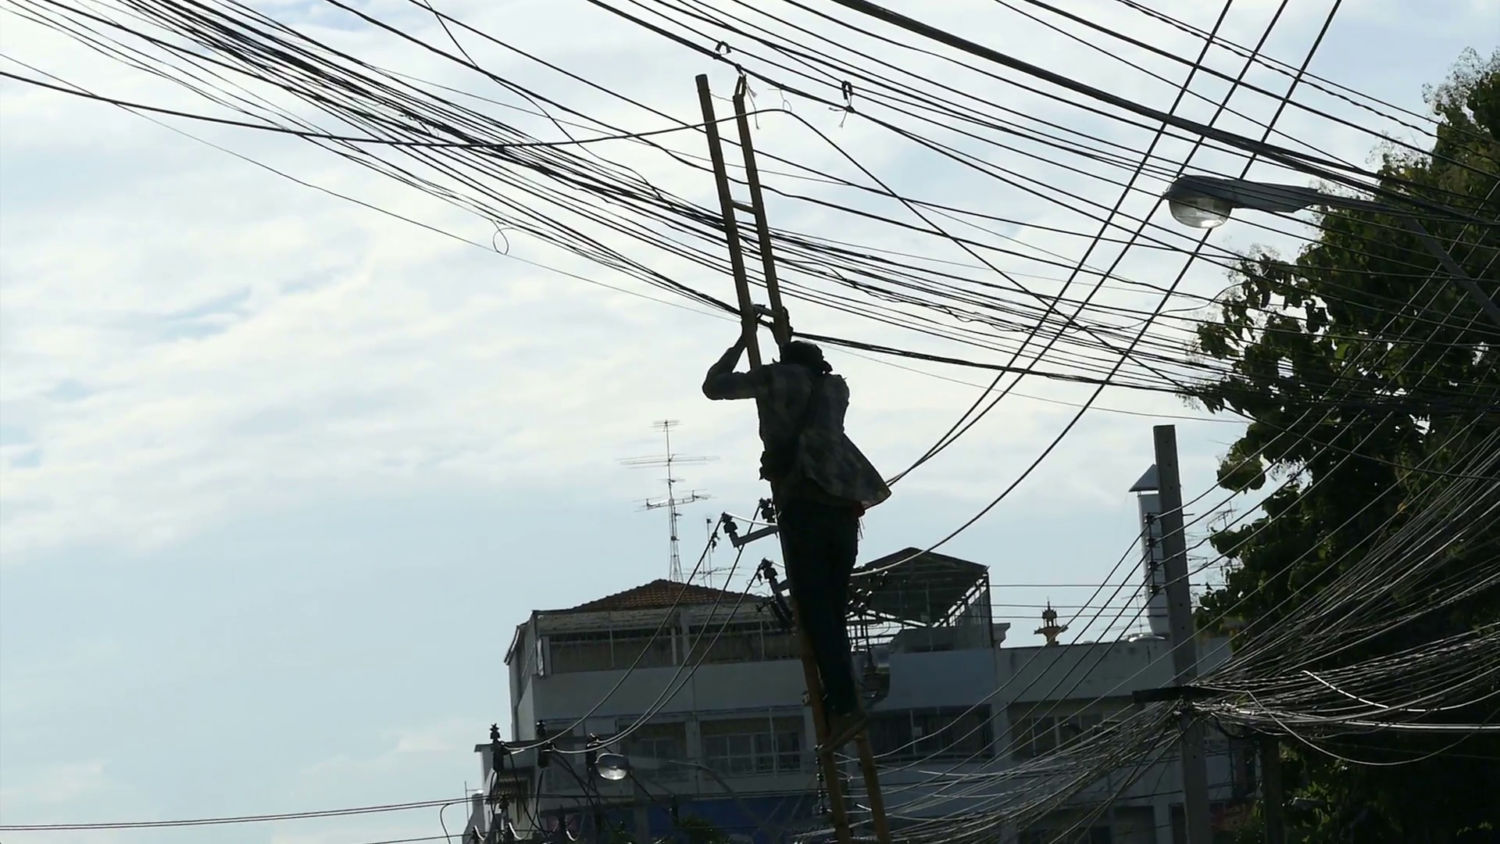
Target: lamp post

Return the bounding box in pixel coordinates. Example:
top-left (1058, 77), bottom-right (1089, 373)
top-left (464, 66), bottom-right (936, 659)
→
top-left (1162, 175), bottom-right (1500, 329)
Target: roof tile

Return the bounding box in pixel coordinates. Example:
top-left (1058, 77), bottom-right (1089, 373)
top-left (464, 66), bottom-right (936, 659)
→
top-left (561, 579), bottom-right (742, 613)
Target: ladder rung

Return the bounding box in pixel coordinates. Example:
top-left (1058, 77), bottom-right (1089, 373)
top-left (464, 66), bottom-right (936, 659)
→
top-left (731, 199), bottom-right (756, 213)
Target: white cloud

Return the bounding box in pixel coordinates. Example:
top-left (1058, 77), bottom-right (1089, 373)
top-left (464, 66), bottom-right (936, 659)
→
top-left (295, 717), bottom-right (481, 786)
top-left (0, 759), bottom-right (120, 809)
top-left (0, 0), bottom-right (1476, 567)
top-left (0, 637), bottom-right (127, 724)
top-left (0, 759), bottom-right (147, 844)
top-left (272, 719), bottom-right (481, 844)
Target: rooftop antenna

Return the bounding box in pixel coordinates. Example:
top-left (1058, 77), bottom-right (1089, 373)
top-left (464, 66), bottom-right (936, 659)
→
top-left (702, 516), bottom-right (721, 586)
top-left (621, 420), bottom-right (715, 582)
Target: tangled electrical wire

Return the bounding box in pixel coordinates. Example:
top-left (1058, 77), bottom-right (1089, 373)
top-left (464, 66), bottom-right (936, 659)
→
top-left (2, 0), bottom-right (1497, 842)
top-left (3, 0), bottom-right (1494, 424)
top-left (1191, 433), bottom-right (1500, 741)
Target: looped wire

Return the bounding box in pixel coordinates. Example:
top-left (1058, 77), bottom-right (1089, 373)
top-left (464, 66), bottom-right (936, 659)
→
top-left (490, 220), bottom-right (513, 255)
top-left (831, 80), bottom-right (855, 128)
top-left (733, 74), bottom-right (760, 129)
top-left (708, 42), bottom-right (747, 103)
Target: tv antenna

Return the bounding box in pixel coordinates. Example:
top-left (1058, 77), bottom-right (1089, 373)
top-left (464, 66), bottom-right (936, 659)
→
top-left (621, 421), bottom-right (716, 582)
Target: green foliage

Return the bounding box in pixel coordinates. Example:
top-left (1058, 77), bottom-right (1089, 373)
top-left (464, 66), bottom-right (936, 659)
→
top-left (1185, 49), bottom-right (1500, 843)
top-left (1224, 805), bottom-right (1313, 844)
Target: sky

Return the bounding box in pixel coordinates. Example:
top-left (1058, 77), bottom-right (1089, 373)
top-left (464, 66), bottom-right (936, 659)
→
top-left (1, 0), bottom-right (1495, 842)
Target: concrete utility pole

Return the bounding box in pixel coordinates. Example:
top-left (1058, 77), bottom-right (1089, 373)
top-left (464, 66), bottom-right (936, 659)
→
top-left (1153, 425), bottom-right (1214, 844)
top-left (1262, 737), bottom-right (1287, 844)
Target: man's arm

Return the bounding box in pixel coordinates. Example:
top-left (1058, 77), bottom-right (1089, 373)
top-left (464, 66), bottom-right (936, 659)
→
top-left (702, 336), bottom-right (768, 400)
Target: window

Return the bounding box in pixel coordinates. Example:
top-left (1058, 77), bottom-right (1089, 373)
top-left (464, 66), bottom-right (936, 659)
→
top-left (547, 631), bottom-right (614, 673)
top-left (700, 714), bottom-right (804, 776)
top-left (689, 622), bottom-right (762, 665)
top-left (867, 707), bottom-right (993, 762)
top-left (618, 721), bottom-right (689, 781)
top-left (610, 631), bottom-right (676, 670)
top-left (547, 629), bottom-right (675, 673)
top-left (1057, 713), bottom-right (1096, 746)
top-left (1011, 711), bottom-right (1104, 759)
top-left (1019, 716), bottom-right (1058, 757)
top-left (687, 621), bottom-right (801, 665)
top-left (761, 626), bottom-right (801, 661)
top-left (542, 736), bottom-right (593, 791)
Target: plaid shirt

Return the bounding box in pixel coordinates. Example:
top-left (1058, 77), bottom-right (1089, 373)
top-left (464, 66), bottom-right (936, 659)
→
top-left (703, 345), bottom-right (892, 510)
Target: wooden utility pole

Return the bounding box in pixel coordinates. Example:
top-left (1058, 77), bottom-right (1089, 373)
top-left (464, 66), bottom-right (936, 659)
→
top-left (1154, 425), bottom-right (1214, 844)
top-left (698, 72), bottom-right (890, 844)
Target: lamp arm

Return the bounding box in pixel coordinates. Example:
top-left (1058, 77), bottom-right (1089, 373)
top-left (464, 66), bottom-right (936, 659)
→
top-left (1399, 216), bottom-right (1500, 329)
top-left (1175, 176), bottom-right (1500, 329)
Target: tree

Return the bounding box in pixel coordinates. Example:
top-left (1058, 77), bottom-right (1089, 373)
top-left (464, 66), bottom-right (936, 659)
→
top-left (1186, 49), bottom-right (1500, 843)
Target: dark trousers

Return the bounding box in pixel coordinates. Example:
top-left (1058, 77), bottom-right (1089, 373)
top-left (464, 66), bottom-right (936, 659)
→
top-left (778, 494), bottom-right (861, 717)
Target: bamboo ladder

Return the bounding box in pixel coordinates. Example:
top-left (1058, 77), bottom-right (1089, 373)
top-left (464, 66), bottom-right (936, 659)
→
top-left (696, 73), bottom-right (892, 844)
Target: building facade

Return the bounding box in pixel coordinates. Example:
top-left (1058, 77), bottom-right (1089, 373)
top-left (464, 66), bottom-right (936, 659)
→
top-left (464, 546), bottom-right (1244, 844)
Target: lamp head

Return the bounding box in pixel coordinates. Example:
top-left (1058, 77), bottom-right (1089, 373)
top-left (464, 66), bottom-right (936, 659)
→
top-left (1163, 175), bottom-right (1324, 228)
top-left (593, 752), bottom-right (632, 782)
top-left (1166, 191), bottom-right (1233, 229)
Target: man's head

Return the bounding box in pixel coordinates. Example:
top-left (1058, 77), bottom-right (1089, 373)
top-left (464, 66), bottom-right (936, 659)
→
top-left (780, 340), bottom-right (833, 374)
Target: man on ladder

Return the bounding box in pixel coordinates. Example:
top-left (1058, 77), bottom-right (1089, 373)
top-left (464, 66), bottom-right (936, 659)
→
top-left (702, 331), bottom-right (891, 751)
top-left (695, 71), bottom-right (894, 843)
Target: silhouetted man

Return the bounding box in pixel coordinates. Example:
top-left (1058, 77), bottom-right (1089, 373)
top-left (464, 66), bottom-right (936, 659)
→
top-left (703, 335), bottom-right (891, 749)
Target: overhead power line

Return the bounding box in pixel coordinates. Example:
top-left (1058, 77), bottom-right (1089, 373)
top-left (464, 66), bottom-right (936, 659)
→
top-left (0, 797), bottom-right (471, 831)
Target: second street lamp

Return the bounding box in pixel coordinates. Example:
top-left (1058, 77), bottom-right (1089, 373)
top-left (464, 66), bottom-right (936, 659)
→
top-left (593, 752), bottom-right (631, 782)
top-left (1163, 175), bottom-right (1500, 328)
top-left (1164, 175), bottom-right (1389, 227)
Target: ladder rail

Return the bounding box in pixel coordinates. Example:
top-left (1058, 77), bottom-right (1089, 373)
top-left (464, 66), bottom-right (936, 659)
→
top-left (696, 73), bottom-right (762, 368)
top-left (730, 79), bottom-right (792, 349)
top-left (789, 600), bottom-right (857, 844)
top-left (854, 732), bottom-right (891, 844)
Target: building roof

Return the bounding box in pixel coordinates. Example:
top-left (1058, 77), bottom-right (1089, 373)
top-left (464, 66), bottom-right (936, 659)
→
top-left (1130, 464), bottom-right (1159, 493)
top-left (854, 548), bottom-right (988, 625)
top-left (554, 578), bottom-right (744, 614)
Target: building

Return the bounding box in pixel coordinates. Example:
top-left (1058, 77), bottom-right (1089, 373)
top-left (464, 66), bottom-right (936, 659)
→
top-left (464, 467), bottom-right (1246, 843)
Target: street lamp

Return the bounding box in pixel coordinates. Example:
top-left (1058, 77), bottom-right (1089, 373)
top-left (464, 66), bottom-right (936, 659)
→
top-left (594, 752), bottom-right (632, 782)
top-left (1163, 175), bottom-right (1500, 328)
